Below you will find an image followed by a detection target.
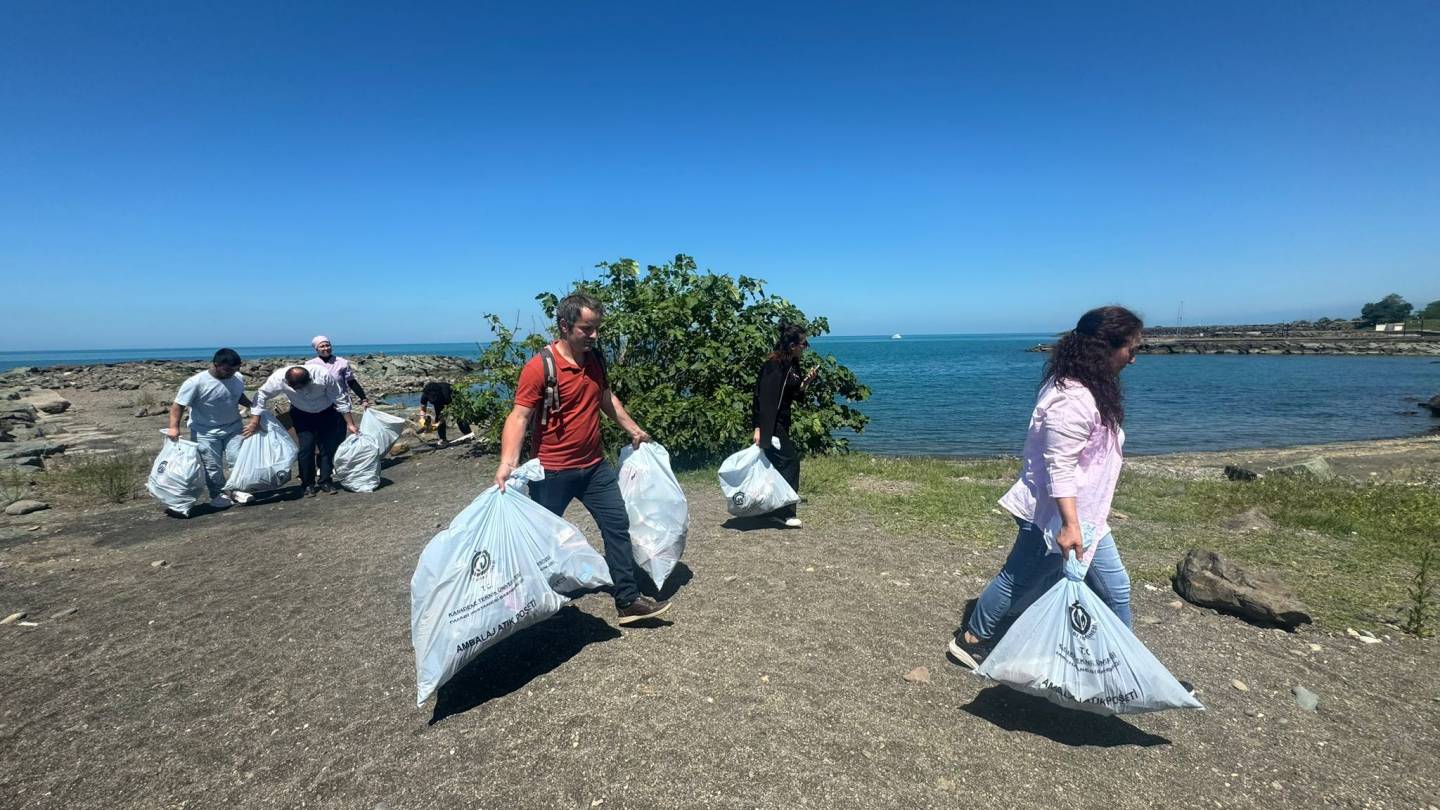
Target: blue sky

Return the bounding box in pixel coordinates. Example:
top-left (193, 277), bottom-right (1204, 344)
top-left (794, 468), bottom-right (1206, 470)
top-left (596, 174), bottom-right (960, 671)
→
top-left (2, 1), bottom-right (1437, 349)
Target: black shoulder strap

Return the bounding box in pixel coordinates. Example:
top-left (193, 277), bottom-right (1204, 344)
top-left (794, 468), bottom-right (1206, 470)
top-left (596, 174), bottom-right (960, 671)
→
top-left (530, 347), bottom-right (562, 458)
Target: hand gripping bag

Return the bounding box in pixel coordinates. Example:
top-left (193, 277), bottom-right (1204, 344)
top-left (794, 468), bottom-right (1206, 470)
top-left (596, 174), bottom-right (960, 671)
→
top-left (618, 442), bottom-right (688, 588)
top-left (334, 408), bottom-right (407, 492)
top-left (717, 444), bottom-right (798, 518)
top-left (225, 411), bottom-right (297, 493)
top-left (976, 527), bottom-right (1204, 715)
top-left (410, 460), bottom-right (612, 706)
top-left (146, 432), bottom-right (208, 516)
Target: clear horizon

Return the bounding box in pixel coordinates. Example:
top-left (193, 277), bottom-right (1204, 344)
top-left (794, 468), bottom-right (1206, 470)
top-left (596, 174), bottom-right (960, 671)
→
top-left (3, 2), bottom-right (1438, 349)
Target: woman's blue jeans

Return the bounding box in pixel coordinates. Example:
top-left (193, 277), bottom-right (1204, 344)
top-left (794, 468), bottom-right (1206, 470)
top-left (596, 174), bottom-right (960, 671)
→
top-left (967, 518), bottom-right (1132, 640)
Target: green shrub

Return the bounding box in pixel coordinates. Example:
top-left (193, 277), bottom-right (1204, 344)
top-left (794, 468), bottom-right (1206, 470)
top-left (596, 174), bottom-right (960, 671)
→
top-left (450, 255), bottom-right (869, 465)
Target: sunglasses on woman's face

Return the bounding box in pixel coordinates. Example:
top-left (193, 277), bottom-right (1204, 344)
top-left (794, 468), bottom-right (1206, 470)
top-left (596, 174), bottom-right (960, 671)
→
top-left (798, 340), bottom-right (809, 348)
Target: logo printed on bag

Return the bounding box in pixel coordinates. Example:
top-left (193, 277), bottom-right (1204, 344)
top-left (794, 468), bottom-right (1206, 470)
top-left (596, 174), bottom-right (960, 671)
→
top-left (730, 493), bottom-right (747, 508)
top-left (1067, 600), bottom-right (1095, 638)
top-left (470, 550), bottom-right (492, 579)
top-left (157, 461), bottom-right (168, 475)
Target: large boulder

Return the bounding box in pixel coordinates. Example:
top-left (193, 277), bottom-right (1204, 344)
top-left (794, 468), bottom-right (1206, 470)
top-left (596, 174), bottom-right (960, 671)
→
top-left (4, 499), bottom-right (49, 516)
top-left (0, 402), bottom-right (37, 425)
top-left (1173, 549), bottom-right (1313, 630)
top-left (1268, 456), bottom-right (1335, 482)
top-left (22, 391), bottom-right (71, 415)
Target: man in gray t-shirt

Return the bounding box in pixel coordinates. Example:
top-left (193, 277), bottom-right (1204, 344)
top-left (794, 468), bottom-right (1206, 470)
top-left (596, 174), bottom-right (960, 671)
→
top-left (166, 348), bottom-right (255, 509)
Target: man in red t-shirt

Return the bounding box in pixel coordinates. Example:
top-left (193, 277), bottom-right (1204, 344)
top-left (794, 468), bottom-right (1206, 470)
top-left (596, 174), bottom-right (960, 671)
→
top-left (493, 293), bottom-right (671, 625)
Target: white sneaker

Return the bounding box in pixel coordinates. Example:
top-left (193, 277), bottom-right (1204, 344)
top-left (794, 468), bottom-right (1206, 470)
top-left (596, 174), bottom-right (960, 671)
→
top-left (783, 517), bottom-right (803, 528)
top-left (210, 495), bottom-right (233, 509)
top-left (230, 491), bottom-right (254, 505)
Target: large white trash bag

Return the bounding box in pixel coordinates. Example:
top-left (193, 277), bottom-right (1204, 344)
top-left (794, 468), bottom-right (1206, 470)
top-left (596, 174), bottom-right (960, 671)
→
top-left (225, 411), bottom-right (297, 493)
top-left (334, 408), bottom-right (407, 492)
top-left (717, 444), bottom-right (798, 518)
top-left (360, 407), bottom-right (406, 449)
top-left (618, 442), bottom-right (688, 588)
top-left (977, 528), bottom-right (1203, 716)
top-left (146, 432), bottom-right (208, 516)
top-left (411, 460), bottom-right (612, 706)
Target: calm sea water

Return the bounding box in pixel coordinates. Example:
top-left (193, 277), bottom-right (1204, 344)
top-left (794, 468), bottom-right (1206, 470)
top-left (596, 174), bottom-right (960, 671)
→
top-left (3, 336), bottom-right (1436, 456)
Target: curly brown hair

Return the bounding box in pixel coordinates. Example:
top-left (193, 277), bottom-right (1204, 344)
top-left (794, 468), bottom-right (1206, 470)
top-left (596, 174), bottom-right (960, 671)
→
top-left (1043, 306), bottom-right (1143, 429)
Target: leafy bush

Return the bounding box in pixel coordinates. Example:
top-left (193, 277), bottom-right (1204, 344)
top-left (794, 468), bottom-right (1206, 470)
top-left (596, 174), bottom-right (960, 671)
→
top-left (449, 255), bottom-right (869, 464)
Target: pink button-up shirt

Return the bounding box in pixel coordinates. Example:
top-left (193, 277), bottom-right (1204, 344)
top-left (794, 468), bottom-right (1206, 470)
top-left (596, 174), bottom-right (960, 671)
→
top-left (998, 379), bottom-right (1125, 546)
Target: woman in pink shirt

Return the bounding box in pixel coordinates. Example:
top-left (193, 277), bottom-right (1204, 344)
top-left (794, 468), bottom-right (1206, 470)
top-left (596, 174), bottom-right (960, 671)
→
top-left (948, 306), bottom-right (1143, 670)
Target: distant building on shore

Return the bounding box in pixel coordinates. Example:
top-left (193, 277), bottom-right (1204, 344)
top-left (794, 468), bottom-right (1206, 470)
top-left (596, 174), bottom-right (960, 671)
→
top-left (1375, 323), bottom-right (1406, 332)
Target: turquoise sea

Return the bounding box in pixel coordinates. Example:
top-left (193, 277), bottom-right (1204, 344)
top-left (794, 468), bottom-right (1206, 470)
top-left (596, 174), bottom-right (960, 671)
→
top-left (3, 335), bottom-right (1436, 456)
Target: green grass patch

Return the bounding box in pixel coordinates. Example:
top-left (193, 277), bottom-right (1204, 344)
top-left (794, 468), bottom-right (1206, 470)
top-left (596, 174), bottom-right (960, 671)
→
top-left (784, 453), bottom-right (1439, 631)
top-left (46, 453), bottom-right (151, 504)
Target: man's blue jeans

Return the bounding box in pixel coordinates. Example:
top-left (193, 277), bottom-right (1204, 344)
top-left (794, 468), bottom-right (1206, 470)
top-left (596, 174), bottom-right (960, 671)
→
top-left (528, 460), bottom-right (641, 607)
top-left (968, 518), bottom-right (1133, 640)
top-left (191, 420), bottom-right (243, 499)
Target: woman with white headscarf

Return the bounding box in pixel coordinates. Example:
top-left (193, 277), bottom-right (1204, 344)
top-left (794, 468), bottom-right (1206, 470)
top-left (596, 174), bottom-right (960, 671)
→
top-left (305, 335), bottom-right (370, 409)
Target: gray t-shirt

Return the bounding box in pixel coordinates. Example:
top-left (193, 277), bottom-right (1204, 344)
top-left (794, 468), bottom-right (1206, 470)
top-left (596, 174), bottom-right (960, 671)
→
top-left (174, 370), bottom-right (246, 429)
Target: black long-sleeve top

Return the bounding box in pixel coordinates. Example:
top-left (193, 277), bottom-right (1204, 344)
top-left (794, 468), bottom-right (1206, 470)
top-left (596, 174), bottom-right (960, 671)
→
top-left (751, 358), bottom-right (803, 447)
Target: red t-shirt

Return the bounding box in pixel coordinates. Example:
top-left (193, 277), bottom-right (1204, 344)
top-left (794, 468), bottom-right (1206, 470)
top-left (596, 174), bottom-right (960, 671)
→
top-left (515, 343), bottom-right (608, 471)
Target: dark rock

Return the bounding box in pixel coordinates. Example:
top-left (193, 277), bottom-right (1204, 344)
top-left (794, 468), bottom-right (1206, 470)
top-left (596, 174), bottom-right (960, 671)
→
top-left (1224, 465), bottom-right (1261, 482)
top-left (1173, 549), bottom-right (1313, 630)
top-left (0, 441), bottom-right (64, 462)
top-left (0, 402), bottom-right (38, 424)
top-left (1424, 394), bottom-right (1440, 416)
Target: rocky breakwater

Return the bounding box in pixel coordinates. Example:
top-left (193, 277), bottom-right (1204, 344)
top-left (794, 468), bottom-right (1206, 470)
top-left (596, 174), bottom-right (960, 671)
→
top-left (5, 353), bottom-right (477, 399)
top-left (1028, 335), bottom-right (1440, 356)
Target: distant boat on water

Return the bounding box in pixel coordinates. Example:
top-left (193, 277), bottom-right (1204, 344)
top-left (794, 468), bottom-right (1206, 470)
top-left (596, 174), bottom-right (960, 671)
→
top-left (891, 333), bottom-right (902, 340)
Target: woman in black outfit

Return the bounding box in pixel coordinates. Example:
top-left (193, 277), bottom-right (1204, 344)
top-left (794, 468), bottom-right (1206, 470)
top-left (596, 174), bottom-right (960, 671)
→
top-left (751, 325), bottom-right (818, 527)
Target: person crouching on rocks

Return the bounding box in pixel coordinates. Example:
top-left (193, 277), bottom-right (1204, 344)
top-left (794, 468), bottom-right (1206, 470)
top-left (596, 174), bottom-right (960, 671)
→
top-left (419, 381), bottom-right (470, 449)
top-left (947, 306), bottom-right (1143, 670)
top-left (251, 365), bottom-right (357, 497)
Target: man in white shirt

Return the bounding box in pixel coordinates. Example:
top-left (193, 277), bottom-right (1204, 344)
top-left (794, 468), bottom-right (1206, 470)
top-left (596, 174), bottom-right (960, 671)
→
top-left (166, 348), bottom-right (254, 510)
top-left (251, 365), bottom-right (358, 496)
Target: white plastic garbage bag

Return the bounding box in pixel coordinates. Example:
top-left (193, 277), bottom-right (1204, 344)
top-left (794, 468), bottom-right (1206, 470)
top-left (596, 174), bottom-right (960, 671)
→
top-left (359, 407), bottom-right (406, 450)
top-left (618, 442), bottom-right (688, 588)
top-left (411, 460), bottom-right (612, 706)
top-left (225, 411), bottom-right (297, 493)
top-left (334, 408), bottom-right (407, 492)
top-left (146, 432), bottom-right (208, 516)
top-left (976, 528), bottom-right (1203, 716)
top-left (717, 444), bottom-right (798, 518)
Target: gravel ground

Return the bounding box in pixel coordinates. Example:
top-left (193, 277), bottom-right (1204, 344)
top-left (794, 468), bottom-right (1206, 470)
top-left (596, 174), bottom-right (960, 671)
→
top-left (1, 391), bottom-right (1438, 809)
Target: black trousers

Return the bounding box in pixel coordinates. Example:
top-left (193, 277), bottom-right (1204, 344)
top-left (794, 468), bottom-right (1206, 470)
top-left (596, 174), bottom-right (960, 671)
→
top-left (528, 460), bottom-right (641, 606)
top-left (436, 416), bottom-right (470, 443)
top-left (763, 424), bottom-right (800, 519)
top-left (291, 406), bottom-right (345, 488)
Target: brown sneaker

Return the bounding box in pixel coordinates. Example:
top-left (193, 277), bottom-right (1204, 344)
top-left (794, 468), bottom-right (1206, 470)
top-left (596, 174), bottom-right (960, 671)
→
top-left (617, 596), bottom-right (671, 625)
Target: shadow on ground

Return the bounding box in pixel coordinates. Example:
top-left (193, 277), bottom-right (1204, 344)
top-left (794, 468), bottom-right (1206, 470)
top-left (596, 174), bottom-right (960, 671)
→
top-left (429, 606), bottom-right (622, 724)
top-left (962, 686), bottom-right (1170, 748)
top-left (721, 516), bottom-right (796, 532)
